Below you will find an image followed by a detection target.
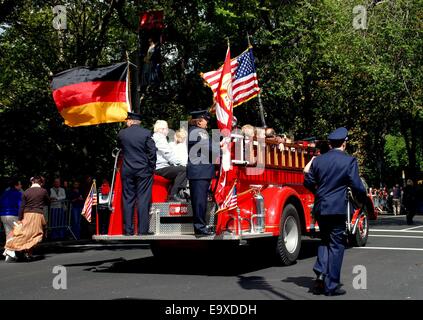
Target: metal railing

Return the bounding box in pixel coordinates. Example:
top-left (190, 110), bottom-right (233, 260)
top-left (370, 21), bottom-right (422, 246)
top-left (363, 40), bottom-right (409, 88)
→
top-left (46, 200), bottom-right (78, 240)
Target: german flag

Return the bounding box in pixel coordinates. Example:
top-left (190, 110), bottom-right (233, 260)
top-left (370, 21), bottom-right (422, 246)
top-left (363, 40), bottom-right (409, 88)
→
top-left (51, 62), bottom-right (131, 127)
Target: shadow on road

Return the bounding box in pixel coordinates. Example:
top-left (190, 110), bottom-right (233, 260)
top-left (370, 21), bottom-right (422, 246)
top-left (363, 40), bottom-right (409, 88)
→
top-left (281, 276), bottom-right (315, 292)
top-left (238, 275), bottom-right (293, 300)
top-left (67, 250), bottom-right (277, 276)
top-left (298, 239), bottom-right (319, 260)
top-left (58, 239), bottom-right (322, 277)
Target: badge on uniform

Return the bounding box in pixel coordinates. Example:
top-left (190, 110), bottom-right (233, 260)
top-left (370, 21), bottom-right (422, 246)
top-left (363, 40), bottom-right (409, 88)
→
top-left (199, 132), bottom-right (209, 140)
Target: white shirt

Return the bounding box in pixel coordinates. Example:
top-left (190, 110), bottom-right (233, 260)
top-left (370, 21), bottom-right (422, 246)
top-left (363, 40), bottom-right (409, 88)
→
top-left (50, 187), bottom-right (66, 209)
top-left (153, 132), bottom-right (182, 170)
top-left (169, 141), bottom-right (188, 166)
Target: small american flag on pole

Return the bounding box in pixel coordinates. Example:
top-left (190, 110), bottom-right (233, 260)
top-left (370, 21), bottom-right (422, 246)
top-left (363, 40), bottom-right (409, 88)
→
top-left (81, 180), bottom-right (97, 222)
top-left (221, 183), bottom-right (237, 210)
top-left (201, 47), bottom-right (260, 108)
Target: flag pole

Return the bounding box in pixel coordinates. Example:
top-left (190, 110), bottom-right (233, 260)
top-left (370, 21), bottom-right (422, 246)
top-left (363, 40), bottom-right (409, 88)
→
top-left (126, 52), bottom-right (133, 113)
top-left (93, 179), bottom-right (99, 235)
top-left (257, 94), bottom-right (267, 128)
top-left (247, 33), bottom-right (267, 128)
top-left (246, 32), bottom-right (251, 47)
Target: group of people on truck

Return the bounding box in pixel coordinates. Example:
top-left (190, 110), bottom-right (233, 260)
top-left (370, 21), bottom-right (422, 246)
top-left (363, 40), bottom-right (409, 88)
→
top-left (118, 110), bottom-right (217, 236)
top-left (117, 109), bottom-right (292, 237)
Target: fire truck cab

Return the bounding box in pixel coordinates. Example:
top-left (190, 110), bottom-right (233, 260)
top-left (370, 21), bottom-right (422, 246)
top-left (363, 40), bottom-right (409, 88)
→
top-left (93, 133), bottom-right (377, 266)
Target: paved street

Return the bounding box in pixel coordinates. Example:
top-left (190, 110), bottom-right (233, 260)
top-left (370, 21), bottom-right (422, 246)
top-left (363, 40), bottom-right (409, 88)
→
top-left (1, 214), bottom-right (422, 300)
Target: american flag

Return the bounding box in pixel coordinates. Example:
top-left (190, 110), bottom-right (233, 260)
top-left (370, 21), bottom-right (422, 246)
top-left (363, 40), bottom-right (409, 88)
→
top-left (221, 183), bottom-right (237, 210)
top-left (201, 47), bottom-right (260, 108)
top-left (81, 180), bottom-right (97, 222)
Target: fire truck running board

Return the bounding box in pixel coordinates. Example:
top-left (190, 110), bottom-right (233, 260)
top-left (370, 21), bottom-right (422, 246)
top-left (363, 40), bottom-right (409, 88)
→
top-left (93, 232), bottom-right (274, 241)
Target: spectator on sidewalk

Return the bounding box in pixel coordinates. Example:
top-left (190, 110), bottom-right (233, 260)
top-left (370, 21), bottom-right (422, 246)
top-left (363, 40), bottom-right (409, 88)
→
top-left (49, 177), bottom-right (67, 239)
top-left (3, 176), bottom-right (49, 262)
top-left (97, 178), bottom-right (111, 235)
top-left (392, 184), bottom-right (401, 216)
top-left (69, 181), bottom-right (84, 239)
top-left (403, 179), bottom-right (417, 225)
top-left (0, 179), bottom-right (23, 241)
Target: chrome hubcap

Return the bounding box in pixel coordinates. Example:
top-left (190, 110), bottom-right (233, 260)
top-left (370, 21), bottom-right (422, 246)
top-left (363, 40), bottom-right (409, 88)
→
top-left (283, 216), bottom-right (298, 253)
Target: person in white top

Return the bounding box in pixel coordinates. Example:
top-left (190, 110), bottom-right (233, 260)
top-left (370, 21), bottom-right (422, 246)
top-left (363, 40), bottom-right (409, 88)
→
top-left (50, 178), bottom-right (66, 209)
top-left (49, 177), bottom-right (67, 239)
top-left (169, 128), bottom-right (188, 166)
top-left (152, 120), bottom-right (187, 202)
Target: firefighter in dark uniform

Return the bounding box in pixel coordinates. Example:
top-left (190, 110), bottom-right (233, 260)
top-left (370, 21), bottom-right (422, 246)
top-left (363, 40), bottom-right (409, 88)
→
top-left (118, 112), bottom-right (157, 235)
top-left (187, 110), bottom-right (215, 236)
top-left (304, 127), bottom-right (366, 296)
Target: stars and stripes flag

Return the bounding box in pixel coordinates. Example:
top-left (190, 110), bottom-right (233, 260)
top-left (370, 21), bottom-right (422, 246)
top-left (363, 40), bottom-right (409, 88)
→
top-left (81, 180), bottom-right (97, 222)
top-left (201, 46), bottom-right (260, 109)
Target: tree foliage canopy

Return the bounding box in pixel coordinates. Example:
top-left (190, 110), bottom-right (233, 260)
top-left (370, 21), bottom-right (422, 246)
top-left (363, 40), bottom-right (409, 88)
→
top-left (0, 0), bottom-right (421, 188)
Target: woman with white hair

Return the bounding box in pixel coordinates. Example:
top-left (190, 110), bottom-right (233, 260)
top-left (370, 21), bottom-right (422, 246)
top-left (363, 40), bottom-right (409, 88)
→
top-left (169, 127), bottom-right (188, 166)
top-left (152, 120), bottom-right (187, 202)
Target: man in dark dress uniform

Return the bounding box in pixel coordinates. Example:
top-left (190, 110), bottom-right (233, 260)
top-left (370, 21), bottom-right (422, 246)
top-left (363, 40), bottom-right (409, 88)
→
top-left (187, 110), bottom-right (215, 236)
top-left (304, 127), bottom-right (366, 296)
top-left (118, 112), bottom-right (157, 235)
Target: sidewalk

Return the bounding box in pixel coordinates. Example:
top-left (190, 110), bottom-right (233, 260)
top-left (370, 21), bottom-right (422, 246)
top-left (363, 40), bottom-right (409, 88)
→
top-left (1, 237), bottom-right (96, 252)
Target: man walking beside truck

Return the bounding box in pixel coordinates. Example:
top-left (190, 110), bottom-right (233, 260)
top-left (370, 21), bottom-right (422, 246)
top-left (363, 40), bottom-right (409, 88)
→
top-left (304, 127), bottom-right (366, 296)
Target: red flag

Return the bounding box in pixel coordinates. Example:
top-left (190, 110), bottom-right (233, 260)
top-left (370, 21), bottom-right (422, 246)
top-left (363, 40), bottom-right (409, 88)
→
top-left (213, 46), bottom-right (233, 206)
top-left (81, 180), bottom-right (97, 223)
top-left (215, 46), bottom-right (233, 135)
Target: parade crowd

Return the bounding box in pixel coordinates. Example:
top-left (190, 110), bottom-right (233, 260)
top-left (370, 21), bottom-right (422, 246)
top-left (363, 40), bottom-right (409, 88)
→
top-left (369, 180), bottom-right (418, 224)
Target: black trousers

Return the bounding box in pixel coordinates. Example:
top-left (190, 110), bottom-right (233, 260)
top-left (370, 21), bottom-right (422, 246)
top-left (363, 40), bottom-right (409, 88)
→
top-left (155, 165), bottom-right (187, 197)
top-left (122, 173), bottom-right (153, 235)
top-left (189, 179), bottom-right (211, 233)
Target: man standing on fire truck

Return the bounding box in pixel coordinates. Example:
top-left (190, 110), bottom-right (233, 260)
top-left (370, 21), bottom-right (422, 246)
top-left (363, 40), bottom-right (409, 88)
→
top-left (304, 127), bottom-right (366, 296)
top-left (118, 112), bottom-right (157, 235)
top-left (187, 110), bottom-right (215, 236)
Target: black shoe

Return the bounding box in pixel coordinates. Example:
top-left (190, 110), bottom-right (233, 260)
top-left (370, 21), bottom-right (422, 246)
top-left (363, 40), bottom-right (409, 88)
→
top-left (325, 288), bottom-right (346, 296)
top-left (139, 231), bottom-right (154, 236)
top-left (123, 232), bottom-right (134, 236)
top-left (311, 275), bottom-right (325, 295)
top-left (195, 230), bottom-right (214, 237)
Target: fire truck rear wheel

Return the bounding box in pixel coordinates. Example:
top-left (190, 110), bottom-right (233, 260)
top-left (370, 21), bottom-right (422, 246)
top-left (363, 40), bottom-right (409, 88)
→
top-left (276, 204), bottom-right (301, 266)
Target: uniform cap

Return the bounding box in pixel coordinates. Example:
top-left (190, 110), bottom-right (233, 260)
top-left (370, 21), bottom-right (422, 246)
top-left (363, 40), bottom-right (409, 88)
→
top-left (190, 109), bottom-right (210, 121)
top-left (328, 127), bottom-right (348, 141)
top-left (126, 112), bottom-right (141, 121)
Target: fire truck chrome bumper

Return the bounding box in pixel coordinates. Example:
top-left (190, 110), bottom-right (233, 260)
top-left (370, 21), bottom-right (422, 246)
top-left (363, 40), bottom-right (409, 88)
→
top-left (93, 232), bottom-right (274, 241)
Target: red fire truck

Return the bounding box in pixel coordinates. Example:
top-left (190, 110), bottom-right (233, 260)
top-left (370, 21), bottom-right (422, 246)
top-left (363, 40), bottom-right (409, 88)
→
top-left (93, 134), bottom-right (377, 265)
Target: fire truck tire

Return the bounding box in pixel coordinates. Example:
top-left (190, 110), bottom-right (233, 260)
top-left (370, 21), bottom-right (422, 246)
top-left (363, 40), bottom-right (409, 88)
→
top-left (349, 210), bottom-right (369, 247)
top-left (276, 204), bottom-right (301, 266)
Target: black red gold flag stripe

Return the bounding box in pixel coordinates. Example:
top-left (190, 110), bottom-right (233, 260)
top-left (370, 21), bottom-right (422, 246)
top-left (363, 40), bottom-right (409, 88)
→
top-left (51, 62), bottom-right (131, 127)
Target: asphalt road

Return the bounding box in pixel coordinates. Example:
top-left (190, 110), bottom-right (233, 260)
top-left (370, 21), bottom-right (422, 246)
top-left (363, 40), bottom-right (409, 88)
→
top-left (1, 214), bottom-right (422, 300)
